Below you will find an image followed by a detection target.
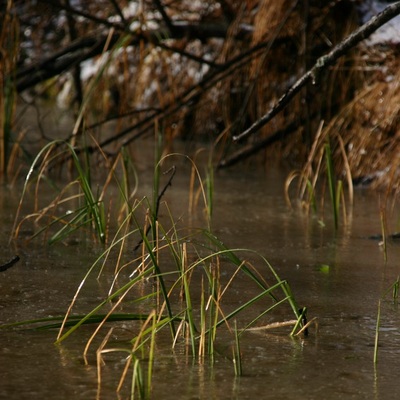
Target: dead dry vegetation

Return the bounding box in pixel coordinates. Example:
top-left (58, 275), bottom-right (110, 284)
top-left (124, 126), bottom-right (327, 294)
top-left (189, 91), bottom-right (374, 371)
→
top-left (2, 0), bottom-right (400, 190)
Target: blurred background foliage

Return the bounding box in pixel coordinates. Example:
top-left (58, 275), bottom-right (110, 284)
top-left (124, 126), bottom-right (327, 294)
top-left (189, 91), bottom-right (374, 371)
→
top-left (1, 0), bottom-right (399, 190)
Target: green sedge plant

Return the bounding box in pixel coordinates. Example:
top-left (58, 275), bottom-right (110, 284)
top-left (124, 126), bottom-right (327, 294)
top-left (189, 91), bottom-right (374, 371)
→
top-left (12, 140), bottom-right (109, 244)
top-left (4, 152), bottom-right (305, 397)
top-left (285, 120), bottom-right (353, 230)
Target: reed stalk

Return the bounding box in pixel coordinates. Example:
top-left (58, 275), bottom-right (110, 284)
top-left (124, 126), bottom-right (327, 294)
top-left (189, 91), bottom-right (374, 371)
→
top-left (373, 277), bottom-right (400, 364)
top-left (380, 207), bottom-right (387, 262)
top-left (233, 320), bottom-right (243, 376)
top-left (0, 0), bottom-right (18, 181)
top-left (393, 277), bottom-right (399, 301)
top-left (374, 299), bottom-right (381, 364)
top-left (131, 357), bottom-right (144, 400)
top-left (325, 141), bottom-right (339, 230)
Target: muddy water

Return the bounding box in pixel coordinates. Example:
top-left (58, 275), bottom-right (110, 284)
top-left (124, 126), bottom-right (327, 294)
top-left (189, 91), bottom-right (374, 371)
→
top-left (1, 165), bottom-right (400, 400)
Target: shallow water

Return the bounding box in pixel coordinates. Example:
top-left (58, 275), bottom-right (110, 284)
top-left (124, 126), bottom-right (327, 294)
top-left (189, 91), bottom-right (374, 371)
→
top-left (1, 164), bottom-right (400, 400)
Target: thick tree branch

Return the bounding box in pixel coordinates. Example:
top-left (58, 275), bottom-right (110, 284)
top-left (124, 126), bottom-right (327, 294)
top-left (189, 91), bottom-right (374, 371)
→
top-left (233, 1), bottom-right (400, 142)
top-left (153, 0), bottom-right (176, 34)
top-left (15, 21), bottom-right (251, 92)
top-left (108, 0), bottom-right (128, 27)
top-left (218, 121), bottom-right (299, 169)
top-left (16, 35), bottom-right (119, 92)
top-left (91, 43), bottom-right (268, 150)
top-left (51, 39), bottom-right (274, 161)
top-left (38, 0), bottom-right (125, 30)
top-left (0, 255), bottom-right (20, 272)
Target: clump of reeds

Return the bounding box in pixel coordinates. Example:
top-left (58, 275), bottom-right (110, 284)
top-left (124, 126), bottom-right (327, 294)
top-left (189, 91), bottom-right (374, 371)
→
top-left (51, 219), bottom-right (303, 395)
top-left (332, 56), bottom-right (400, 193)
top-left (285, 120), bottom-right (353, 230)
top-left (6, 141), bottom-right (306, 396)
top-left (11, 140), bottom-right (113, 244)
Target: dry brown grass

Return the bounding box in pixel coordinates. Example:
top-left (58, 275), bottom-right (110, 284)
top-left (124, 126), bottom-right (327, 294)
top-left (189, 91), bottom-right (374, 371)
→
top-left (328, 45), bottom-right (400, 191)
top-left (243, 1), bottom-right (400, 192)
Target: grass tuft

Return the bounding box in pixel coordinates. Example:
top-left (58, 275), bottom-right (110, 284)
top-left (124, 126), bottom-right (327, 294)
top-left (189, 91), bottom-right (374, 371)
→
top-left (6, 151), bottom-right (304, 394)
top-left (285, 121), bottom-right (353, 230)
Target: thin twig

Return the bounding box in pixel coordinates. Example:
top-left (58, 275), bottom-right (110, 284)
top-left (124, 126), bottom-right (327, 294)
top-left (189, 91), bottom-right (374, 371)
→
top-left (218, 120), bottom-right (298, 169)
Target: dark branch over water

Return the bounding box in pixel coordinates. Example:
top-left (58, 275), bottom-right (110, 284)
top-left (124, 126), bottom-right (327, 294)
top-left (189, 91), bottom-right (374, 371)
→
top-left (232, 2), bottom-right (400, 143)
top-left (0, 255), bottom-right (20, 272)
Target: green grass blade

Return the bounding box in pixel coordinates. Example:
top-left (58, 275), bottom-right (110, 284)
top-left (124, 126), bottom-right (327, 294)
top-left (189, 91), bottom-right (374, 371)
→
top-left (56, 268), bottom-right (155, 343)
top-left (374, 299), bottom-right (381, 364)
top-left (325, 141), bottom-right (338, 230)
top-left (207, 280), bottom-right (288, 334)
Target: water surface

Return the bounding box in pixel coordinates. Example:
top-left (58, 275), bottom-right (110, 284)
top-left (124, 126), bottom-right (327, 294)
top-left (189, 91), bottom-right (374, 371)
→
top-left (1, 165), bottom-right (400, 400)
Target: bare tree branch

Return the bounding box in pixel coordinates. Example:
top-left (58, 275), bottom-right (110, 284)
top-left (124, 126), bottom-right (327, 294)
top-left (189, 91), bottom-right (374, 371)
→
top-left (51, 39), bottom-right (274, 161)
top-left (108, 0), bottom-right (128, 27)
top-left (218, 120), bottom-right (299, 169)
top-left (38, 0), bottom-right (125, 31)
top-left (233, 1), bottom-right (400, 143)
top-left (153, 0), bottom-right (175, 34)
top-left (15, 21), bottom-right (252, 92)
top-left (16, 34), bottom-right (119, 92)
